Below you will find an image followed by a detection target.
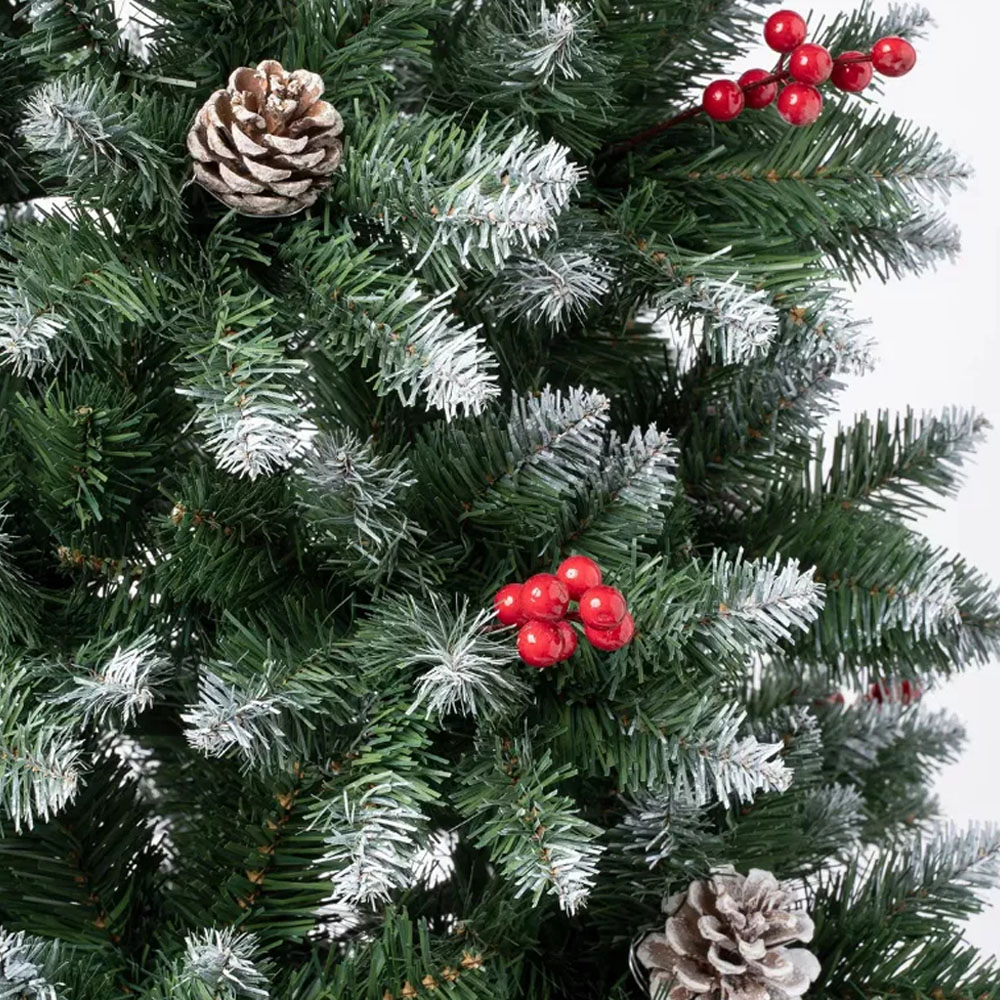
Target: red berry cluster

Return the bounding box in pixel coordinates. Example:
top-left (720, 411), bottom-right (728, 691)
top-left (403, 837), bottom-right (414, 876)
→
top-left (494, 556), bottom-right (635, 669)
top-left (867, 679), bottom-right (922, 706)
top-left (703, 9), bottom-right (917, 128)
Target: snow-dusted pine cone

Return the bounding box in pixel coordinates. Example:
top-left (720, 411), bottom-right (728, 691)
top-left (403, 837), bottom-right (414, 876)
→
top-left (187, 60), bottom-right (343, 217)
top-left (634, 867), bottom-right (820, 1000)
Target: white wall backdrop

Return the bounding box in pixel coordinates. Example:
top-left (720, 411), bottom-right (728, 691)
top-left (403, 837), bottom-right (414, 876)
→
top-left (742, 0), bottom-right (1000, 956)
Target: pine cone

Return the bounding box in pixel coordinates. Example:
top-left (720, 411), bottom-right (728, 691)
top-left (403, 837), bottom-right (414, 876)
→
top-left (187, 60), bottom-right (343, 217)
top-left (634, 867), bottom-right (820, 1000)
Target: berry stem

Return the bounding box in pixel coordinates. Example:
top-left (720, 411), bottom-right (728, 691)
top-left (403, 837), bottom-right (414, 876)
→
top-left (599, 50), bottom-right (874, 162)
top-left (601, 68), bottom-right (790, 161)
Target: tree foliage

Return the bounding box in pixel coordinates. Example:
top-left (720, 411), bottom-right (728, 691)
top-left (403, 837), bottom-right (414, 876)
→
top-left (0, 1), bottom-right (995, 999)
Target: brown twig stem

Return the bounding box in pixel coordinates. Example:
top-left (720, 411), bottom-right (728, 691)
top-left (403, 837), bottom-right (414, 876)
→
top-left (599, 53), bottom-right (874, 163)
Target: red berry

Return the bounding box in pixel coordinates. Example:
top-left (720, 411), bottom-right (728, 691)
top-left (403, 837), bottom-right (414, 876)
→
top-left (739, 69), bottom-right (778, 109)
top-left (764, 10), bottom-right (808, 53)
top-left (518, 620), bottom-right (565, 669)
top-left (585, 613), bottom-right (635, 652)
top-left (493, 583), bottom-right (525, 626)
top-left (520, 573), bottom-right (570, 622)
top-left (871, 35), bottom-right (917, 77)
top-left (777, 83), bottom-right (823, 126)
top-left (899, 679), bottom-right (922, 704)
top-left (831, 51), bottom-right (874, 92)
top-left (579, 585), bottom-right (627, 629)
top-left (556, 621), bottom-right (579, 660)
top-left (702, 79), bottom-right (744, 122)
top-left (788, 43), bottom-right (833, 85)
top-left (557, 555), bottom-right (603, 600)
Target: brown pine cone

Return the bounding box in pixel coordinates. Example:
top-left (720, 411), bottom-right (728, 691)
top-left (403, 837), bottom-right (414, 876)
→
top-left (634, 867), bottom-right (820, 1000)
top-left (187, 59), bottom-right (343, 217)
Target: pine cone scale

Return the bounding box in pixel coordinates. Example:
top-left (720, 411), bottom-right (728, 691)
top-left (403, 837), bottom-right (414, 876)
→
top-left (188, 60), bottom-right (344, 217)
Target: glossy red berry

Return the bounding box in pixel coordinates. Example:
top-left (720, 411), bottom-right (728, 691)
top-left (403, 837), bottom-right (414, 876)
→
top-left (739, 69), bottom-right (778, 109)
top-left (777, 83), bottom-right (823, 126)
top-left (871, 36), bottom-right (917, 77)
top-left (493, 583), bottom-right (525, 626)
top-left (520, 573), bottom-right (570, 622)
top-left (702, 79), bottom-right (744, 122)
top-left (556, 621), bottom-right (579, 660)
top-left (831, 51), bottom-right (874, 93)
top-left (517, 620), bottom-right (565, 669)
top-left (764, 10), bottom-right (808, 53)
top-left (788, 43), bottom-right (833, 85)
top-left (579, 586), bottom-right (627, 630)
top-left (585, 613), bottom-right (635, 652)
top-left (557, 555), bottom-right (603, 600)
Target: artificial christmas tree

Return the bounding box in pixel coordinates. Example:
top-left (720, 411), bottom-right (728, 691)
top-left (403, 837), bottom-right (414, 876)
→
top-left (0, 2), bottom-right (998, 1000)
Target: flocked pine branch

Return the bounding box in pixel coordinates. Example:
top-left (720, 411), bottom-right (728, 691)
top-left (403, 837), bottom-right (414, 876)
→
top-left (357, 593), bottom-right (526, 719)
top-left (181, 669), bottom-right (292, 763)
top-left (340, 281), bottom-right (499, 421)
top-left (902, 822), bottom-right (1000, 898)
top-left (406, 605), bottom-right (525, 719)
top-left (429, 128), bottom-right (581, 269)
top-left (0, 929), bottom-right (62, 1000)
top-left (488, 248), bottom-right (613, 330)
top-left (603, 425), bottom-right (678, 521)
top-left (19, 0), bottom-right (124, 63)
top-left (456, 737), bottom-right (604, 915)
top-left (281, 227), bottom-right (502, 420)
top-left (617, 789), bottom-right (708, 869)
top-left (298, 430), bottom-right (422, 582)
top-left (459, 385), bottom-right (611, 539)
top-left (177, 331), bottom-right (313, 480)
top-left (312, 776), bottom-right (432, 907)
top-left (694, 550), bottom-right (825, 655)
top-left (820, 2), bottom-right (934, 53)
top-left (812, 821), bottom-right (1000, 994)
top-left (347, 113), bottom-right (583, 279)
top-left (885, 2), bottom-right (934, 37)
top-left (52, 631), bottom-right (166, 726)
top-left (820, 408), bottom-right (989, 518)
top-left (791, 298), bottom-right (878, 377)
top-left (0, 507), bottom-right (39, 652)
top-left (666, 703), bottom-right (794, 806)
top-left (841, 211), bottom-right (961, 283)
top-left (181, 929), bottom-right (269, 1000)
top-left (577, 424), bottom-right (678, 558)
top-left (883, 553), bottom-right (961, 638)
top-left (20, 75), bottom-right (166, 189)
top-left (802, 784), bottom-right (866, 853)
top-left (0, 705), bottom-right (83, 832)
top-left (817, 822), bottom-right (1000, 943)
top-left (509, 384), bottom-right (610, 481)
top-left (835, 702), bottom-right (966, 776)
top-left (0, 288), bottom-right (67, 378)
top-left (812, 526), bottom-right (968, 650)
top-left (511, 1), bottom-right (596, 84)
top-left (650, 275), bottom-right (780, 369)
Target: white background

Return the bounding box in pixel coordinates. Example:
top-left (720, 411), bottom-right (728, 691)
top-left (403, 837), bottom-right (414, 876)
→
top-left (743, 0), bottom-right (1000, 956)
